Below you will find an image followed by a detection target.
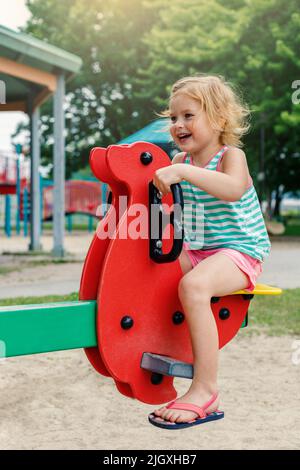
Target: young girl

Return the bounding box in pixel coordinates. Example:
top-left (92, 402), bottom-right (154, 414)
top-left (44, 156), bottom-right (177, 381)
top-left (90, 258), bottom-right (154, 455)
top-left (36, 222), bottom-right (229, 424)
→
top-left (149, 74), bottom-right (271, 429)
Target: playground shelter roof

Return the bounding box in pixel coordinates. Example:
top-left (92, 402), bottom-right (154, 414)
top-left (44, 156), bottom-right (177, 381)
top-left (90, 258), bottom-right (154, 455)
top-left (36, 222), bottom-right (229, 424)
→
top-left (0, 24), bottom-right (82, 111)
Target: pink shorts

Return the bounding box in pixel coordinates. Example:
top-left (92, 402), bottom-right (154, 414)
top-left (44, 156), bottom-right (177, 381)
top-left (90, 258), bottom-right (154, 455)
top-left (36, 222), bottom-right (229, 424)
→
top-left (183, 246), bottom-right (263, 292)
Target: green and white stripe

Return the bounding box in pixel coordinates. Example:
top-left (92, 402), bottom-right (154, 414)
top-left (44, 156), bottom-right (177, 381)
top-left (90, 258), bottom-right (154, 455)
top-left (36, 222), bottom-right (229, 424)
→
top-left (181, 151), bottom-right (271, 261)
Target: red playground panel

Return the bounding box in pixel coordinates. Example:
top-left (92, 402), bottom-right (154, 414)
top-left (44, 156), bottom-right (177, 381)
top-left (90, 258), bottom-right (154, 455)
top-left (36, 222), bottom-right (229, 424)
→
top-left (42, 180), bottom-right (102, 219)
top-left (0, 153), bottom-right (28, 195)
top-left (18, 180), bottom-right (103, 221)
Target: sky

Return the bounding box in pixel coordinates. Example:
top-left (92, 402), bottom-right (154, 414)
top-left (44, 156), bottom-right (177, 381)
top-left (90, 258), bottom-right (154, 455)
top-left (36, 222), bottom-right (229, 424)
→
top-left (0, 0), bottom-right (31, 152)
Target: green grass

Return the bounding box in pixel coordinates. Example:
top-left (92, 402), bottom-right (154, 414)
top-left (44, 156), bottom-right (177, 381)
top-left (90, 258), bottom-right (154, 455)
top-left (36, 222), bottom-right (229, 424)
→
top-left (1, 250), bottom-right (52, 257)
top-left (0, 292), bottom-right (79, 307)
top-left (245, 288), bottom-right (300, 336)
top-left (0, 266), bottom-right (20, 276)
top-left (0, 290), bottom-right (299, 337)
top-left (26, 259), bottom-right (79, 266)
top-left (282, 216), bottom-right (300, 236)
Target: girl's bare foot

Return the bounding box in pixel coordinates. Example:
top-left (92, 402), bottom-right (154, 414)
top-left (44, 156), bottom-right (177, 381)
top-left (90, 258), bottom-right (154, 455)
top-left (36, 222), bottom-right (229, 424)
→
top-left (153, 386), bottom-right (219, 423)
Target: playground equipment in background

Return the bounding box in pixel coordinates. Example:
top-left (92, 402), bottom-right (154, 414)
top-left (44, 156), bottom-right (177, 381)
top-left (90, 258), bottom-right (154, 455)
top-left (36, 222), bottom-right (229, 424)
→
top-left (0, 150), bottom-right (30, 236)
top-left (0, 151), bottom-right (29, 195)
top-left (42, 180), bottom-right (102, 220)
top-left (0, 142), bottom-right (282, 405)
top-left (1, 147), bottom-right (106, 235)
top-left (19, 178), bottom-right (104, 233)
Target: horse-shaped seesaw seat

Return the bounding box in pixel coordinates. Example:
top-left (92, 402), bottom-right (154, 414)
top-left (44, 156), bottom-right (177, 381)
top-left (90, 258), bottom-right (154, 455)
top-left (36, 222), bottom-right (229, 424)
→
top-left (0, 143), bottom-right (281, 405)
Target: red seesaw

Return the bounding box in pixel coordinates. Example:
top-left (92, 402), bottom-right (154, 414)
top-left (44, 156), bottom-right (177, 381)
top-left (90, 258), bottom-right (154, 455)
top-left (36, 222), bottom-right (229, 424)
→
top-left (0, 142), bottom-right (281, 405)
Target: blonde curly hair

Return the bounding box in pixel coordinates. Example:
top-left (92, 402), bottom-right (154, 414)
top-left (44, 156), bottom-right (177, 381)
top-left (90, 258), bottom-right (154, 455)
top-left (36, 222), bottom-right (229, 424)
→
top-left (162, 74), bottom-right (250, 148)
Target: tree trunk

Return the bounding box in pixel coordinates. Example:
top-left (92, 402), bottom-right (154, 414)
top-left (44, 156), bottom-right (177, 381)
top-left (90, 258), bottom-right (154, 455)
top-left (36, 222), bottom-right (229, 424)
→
top-left (273, 187), bottom-right (283, 219)
top-left (265, 186), bottom-right (272, 220)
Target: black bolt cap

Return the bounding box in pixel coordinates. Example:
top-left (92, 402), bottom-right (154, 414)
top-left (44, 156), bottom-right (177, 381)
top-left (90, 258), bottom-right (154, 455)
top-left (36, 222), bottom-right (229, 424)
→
top-left (172, 311), bottom-right (185, 325)
top-left (219, 308), bottom-right (230, 320)
top-left (120, 316), bottom-right (134, 330)
top-left (211, 297), bottom-right (220, 304)
top-left (140, 152), bottom-right (153, 165)
top-left (151, 373), bottom-right (163, 385)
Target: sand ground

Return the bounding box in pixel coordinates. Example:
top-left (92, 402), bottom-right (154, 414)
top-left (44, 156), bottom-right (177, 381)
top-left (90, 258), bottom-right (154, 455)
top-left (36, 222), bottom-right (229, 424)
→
top-left (0, 334), bottom-right (299, 450)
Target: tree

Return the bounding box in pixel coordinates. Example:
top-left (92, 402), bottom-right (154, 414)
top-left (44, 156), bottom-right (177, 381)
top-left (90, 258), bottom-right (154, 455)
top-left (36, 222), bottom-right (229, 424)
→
top-left (136, 0), bottom-right (245, 109)
top-left (22, 0), bottom-right (162, 176)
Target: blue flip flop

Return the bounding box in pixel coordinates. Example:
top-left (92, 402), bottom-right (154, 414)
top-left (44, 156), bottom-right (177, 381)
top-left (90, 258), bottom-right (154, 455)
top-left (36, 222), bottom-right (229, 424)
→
top-left (148, 393), bottom-right (224, 430)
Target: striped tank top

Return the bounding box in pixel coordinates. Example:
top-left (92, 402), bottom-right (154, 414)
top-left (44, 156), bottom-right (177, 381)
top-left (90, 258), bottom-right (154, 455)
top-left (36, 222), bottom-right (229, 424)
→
top-left (180, 146), bottom-right (271, 262)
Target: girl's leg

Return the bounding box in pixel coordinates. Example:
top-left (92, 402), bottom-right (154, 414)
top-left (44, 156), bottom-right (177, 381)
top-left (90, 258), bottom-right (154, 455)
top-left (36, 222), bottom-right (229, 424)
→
top-left (154, 252), bottom-right (249, 423)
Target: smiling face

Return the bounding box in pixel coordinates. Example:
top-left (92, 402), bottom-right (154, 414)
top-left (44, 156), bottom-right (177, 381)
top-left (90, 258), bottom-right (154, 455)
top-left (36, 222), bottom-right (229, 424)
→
top-left (169, 92), bottom-right (221, 155)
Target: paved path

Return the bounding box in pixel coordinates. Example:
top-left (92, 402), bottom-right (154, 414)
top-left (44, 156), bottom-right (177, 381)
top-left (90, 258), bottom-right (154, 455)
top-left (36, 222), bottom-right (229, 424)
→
top-left (0, 232), bottom-right (90, 299)
top-left (0, 236), bottom-right (299, 299)
top-left (0, 231), bottom-right (93, 259)
top-left (0, 271), bottom-right (82, 299)
top-left (258, 241), bottom-right (300, 288)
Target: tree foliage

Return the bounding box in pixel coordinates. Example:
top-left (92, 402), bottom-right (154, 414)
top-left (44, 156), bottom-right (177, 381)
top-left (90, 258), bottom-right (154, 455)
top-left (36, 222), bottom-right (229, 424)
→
top-left (23, 0), bottom-right (161, 175)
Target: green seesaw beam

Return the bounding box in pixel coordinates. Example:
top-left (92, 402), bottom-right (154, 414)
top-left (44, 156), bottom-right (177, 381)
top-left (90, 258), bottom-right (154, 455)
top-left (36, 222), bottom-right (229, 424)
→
top-left (0, 284), bottom-right (282, 359)
top-left (0, 301), bottom-right (97, 358)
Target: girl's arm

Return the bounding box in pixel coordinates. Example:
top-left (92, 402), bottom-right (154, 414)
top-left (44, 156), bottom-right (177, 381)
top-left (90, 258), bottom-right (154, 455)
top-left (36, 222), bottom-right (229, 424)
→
top-left (171, 152), bottom-right (185, 165)
top-left (176, 148), bottom-right (249, 202)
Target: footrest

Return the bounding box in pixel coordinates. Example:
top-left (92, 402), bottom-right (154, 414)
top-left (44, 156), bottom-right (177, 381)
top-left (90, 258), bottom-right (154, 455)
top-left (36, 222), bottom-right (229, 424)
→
top-left (141, 352), bottom-right (193, 379)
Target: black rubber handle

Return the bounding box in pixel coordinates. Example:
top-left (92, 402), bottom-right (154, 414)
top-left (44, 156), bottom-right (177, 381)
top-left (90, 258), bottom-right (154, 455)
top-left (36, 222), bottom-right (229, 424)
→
top-left (149, 182), bottom-right (184, 263)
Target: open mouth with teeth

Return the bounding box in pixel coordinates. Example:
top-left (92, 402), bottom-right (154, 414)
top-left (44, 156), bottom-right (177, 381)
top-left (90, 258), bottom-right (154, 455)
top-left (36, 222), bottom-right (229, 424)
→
top-left (178, 133), bottom-right (192, 142)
